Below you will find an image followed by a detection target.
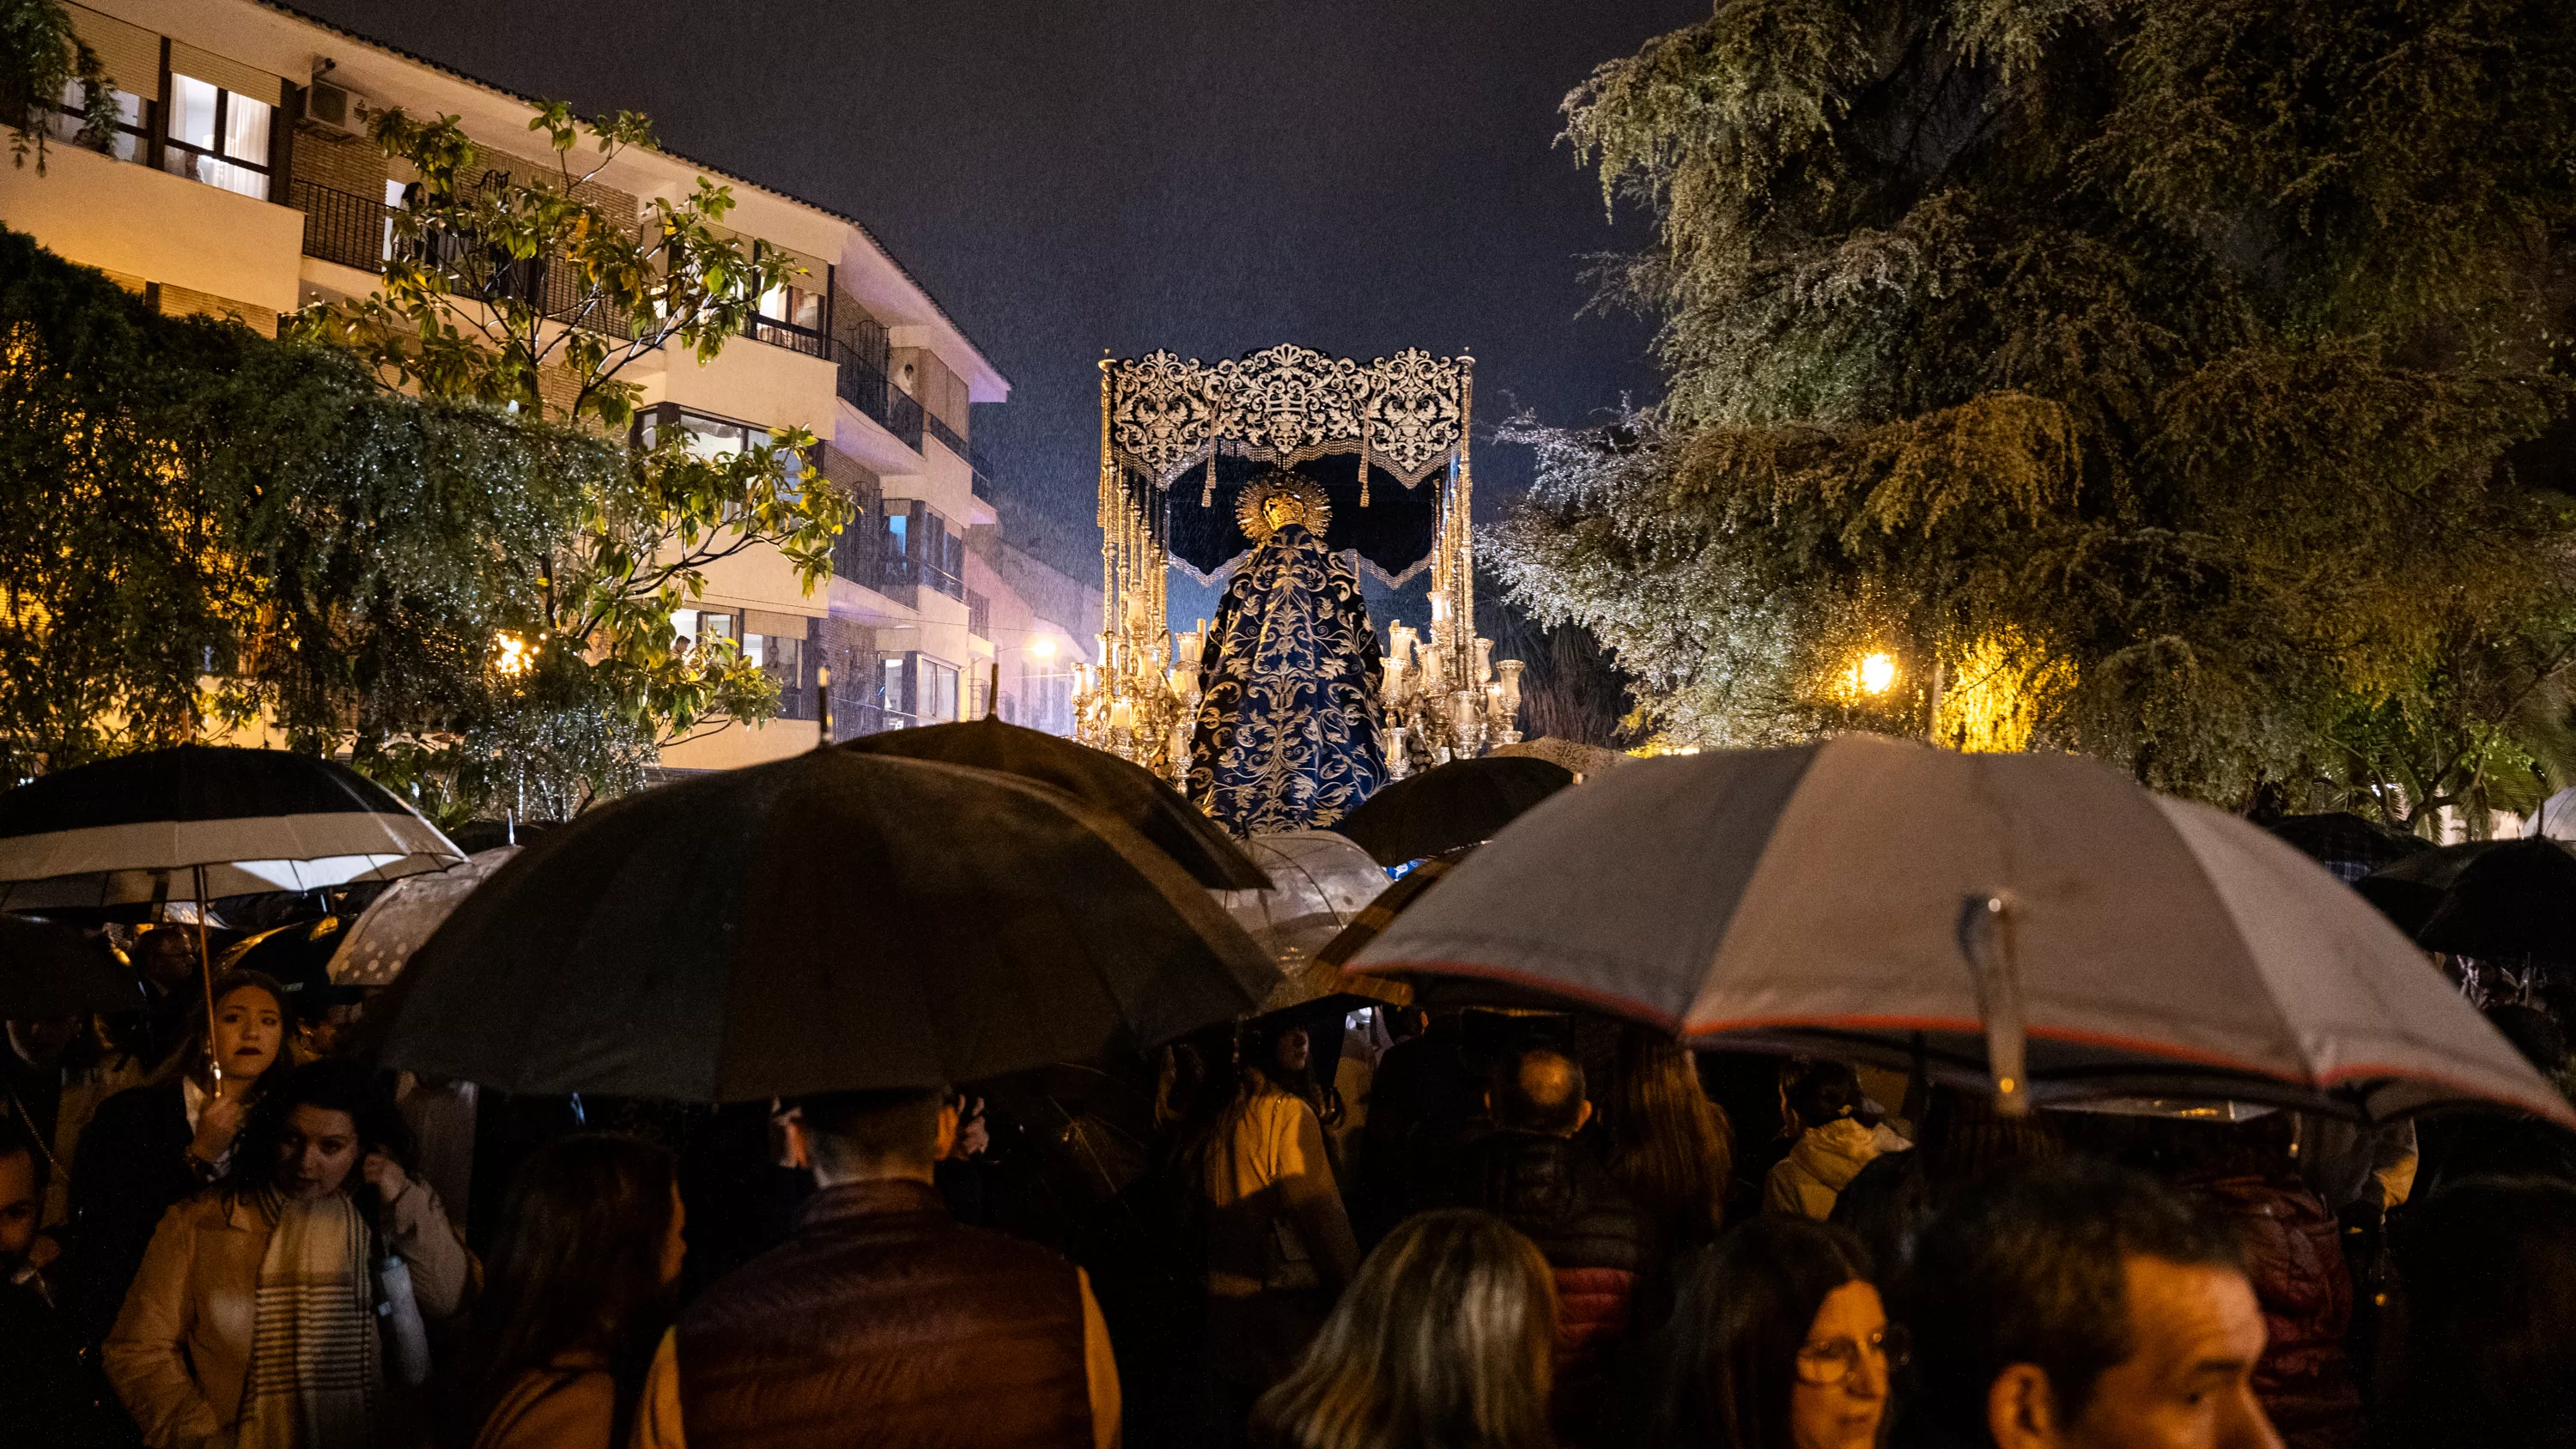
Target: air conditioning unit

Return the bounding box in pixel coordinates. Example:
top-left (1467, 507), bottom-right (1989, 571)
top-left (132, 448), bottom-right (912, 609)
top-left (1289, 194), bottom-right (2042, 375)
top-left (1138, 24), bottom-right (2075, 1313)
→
top-left (302, 76), bottom-right (368, 139)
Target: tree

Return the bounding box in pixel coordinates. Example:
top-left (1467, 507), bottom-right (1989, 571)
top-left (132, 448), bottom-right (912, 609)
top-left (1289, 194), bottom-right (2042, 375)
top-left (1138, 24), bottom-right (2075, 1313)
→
top-left (0, 225), bottom-right (598, 798)
top-left (1499, 0), bottom-right (2576, 823)
top-left (288, 101), bottom-right (851, 806)
top-left (0, 0), bottom-right (114, 172)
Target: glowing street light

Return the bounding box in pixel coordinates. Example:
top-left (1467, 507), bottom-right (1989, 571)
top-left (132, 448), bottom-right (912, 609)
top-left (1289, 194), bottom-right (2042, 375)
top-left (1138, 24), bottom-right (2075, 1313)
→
top-left (494, 631), bottom-right (534, 678)
top-left (1854, 652), bottom-right (1897, 696)
top-left (1029, 635), bottom-right (1056, 660)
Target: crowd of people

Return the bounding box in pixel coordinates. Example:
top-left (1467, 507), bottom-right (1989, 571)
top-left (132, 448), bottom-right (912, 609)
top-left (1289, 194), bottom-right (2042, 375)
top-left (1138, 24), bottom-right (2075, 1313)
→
top-left (4, 925), bottom-right (2576, 1449)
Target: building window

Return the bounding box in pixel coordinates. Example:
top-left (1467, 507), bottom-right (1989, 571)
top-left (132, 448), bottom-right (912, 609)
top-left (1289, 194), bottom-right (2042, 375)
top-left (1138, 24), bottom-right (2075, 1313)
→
top-left (670, 608), bottom-right (738, 656)
top-left (162, 74), bottom-right (272, 200)
top-left (50, 80), bottom-right (148, 161)
top-left (637, 404), bottom-right (809, 494)
top-left (920, 655), bottom-right (960, 723)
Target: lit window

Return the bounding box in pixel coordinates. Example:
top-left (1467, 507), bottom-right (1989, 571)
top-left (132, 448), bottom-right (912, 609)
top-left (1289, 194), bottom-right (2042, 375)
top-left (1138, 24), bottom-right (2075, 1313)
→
top-left (50, 80), bottom-right (145, 161)
top-left (161, 74), bottom-right (274, 201)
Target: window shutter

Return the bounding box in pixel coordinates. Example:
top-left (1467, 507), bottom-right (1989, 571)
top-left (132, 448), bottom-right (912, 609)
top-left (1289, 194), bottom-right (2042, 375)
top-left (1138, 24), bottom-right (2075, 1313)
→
top-left (168, 41), bottom-right (283, 107)
top-left (63, 4), bottom-right (158, 95)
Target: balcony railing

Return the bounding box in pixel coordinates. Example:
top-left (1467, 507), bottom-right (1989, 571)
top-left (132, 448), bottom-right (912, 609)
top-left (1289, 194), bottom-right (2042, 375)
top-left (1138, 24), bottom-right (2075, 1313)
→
top-left (966, 589), bottom-right (991, 640)
top-left (290, 178), bottom-right (394, 274)
top-left (289, 178), bottom-right (632, 338)
top-left (745, 313), bottom-right (831, 359)
top-left (924, 409), bottom-right (968, 459)
top-left (836, 350), bottom-right (924, 451)
top-left (969, 445), bottom-right (999, 502)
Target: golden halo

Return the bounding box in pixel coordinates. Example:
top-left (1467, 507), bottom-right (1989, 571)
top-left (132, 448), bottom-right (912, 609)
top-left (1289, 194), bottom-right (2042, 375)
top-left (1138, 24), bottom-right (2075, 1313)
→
top-left (1236, 470), bottom-right (1333, 542)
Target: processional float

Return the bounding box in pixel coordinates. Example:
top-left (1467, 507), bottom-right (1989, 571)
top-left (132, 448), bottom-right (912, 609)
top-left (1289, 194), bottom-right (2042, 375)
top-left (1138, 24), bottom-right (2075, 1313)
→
top-left (1073, 343), bottom-right (1522, 786)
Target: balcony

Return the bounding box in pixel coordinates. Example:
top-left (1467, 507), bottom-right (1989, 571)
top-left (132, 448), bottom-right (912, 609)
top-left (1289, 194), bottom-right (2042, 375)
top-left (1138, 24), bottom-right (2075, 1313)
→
top-left (745, 313), bottom-right (830, 360)
top-left (924, 409), bottom-right (968, 460)
top-left (969, 445), bottom-right (999, 502)
top-left (290, 179), bottom-right (633, 337)
top-left (836, 350), bottom-right (924, 452)
top-left (967, 589), bottom-right (991, 640)
top-left (289, 179), bottom-right (392, 274)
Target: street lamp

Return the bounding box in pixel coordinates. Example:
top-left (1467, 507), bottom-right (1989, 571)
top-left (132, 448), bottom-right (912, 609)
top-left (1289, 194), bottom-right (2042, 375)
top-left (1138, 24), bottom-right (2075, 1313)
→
top-left (1857, 652), bottom-right (1896, 695)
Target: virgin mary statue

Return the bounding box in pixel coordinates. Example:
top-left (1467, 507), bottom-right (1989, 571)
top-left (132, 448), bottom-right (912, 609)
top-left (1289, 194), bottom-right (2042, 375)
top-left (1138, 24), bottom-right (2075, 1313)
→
top-left (1186, 471), bottom-right (1388, 836)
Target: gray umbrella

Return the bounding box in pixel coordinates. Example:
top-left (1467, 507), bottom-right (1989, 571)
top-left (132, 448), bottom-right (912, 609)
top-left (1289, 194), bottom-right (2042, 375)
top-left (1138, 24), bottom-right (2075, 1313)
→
top-left (1350, 734), bottom-right (2571, 1125)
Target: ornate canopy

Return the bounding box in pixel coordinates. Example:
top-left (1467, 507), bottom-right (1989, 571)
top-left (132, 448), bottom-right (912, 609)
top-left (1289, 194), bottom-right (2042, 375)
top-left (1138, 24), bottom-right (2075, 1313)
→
top-left (1109, 345), bottom-right (1472, 485)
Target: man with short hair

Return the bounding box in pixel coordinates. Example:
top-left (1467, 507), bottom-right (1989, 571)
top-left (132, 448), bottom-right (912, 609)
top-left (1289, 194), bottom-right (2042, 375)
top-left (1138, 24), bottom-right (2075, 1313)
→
top-left (634, 1086), bottom-right (1120, 1449)
top-left (1448, 1046), bottom-right (1648, 1441)
top-left (1903, 1157), bottom-right (2282, 1449)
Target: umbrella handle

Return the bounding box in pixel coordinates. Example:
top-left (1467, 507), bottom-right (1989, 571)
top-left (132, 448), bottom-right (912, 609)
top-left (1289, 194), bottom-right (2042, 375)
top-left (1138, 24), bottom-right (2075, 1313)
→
top-left (195, 864), bottom-right (220, 1087)
top-left (1956, 894), bottom-right (2029, 1118)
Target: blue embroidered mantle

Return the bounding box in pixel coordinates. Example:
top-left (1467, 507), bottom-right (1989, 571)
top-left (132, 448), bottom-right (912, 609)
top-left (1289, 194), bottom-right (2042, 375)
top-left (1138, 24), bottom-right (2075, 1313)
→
top-left (1186, 524), bottom-right (1388, 836)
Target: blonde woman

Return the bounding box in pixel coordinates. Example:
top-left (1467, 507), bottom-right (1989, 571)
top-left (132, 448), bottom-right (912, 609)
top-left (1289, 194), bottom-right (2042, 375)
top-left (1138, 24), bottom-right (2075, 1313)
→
top-left (1252, 1210), bottom-right (1558, 1449)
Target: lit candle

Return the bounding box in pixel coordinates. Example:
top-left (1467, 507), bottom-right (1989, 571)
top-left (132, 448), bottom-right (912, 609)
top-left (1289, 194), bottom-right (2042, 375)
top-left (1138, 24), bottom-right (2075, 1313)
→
top-left (1109, 699), bottom-right (1134, 731)
top-left (1429, 591), bottom-right (1449, 623)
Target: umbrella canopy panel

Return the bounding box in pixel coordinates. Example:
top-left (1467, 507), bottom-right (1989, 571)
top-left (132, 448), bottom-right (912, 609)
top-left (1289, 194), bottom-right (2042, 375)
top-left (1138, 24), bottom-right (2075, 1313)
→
top-left (1353, 736), bottom-right (2568, 1125)
top-left (1216, 831), bottom-right (1410, 1013)
top-left (328, 847), bottom-right (521, 987)
top-left (843, 718), bottom-right (1271, 889)
top-left (1332, 755), bottom-right (1574, 865)
top-left (0, 746), bottom-right (460, 908)
top-left (372, 751), bottom-right (1279, 1100)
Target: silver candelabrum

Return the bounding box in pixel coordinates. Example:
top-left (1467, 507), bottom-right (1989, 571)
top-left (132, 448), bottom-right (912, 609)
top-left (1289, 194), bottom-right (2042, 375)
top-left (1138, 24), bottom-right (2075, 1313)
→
top-left (1379, 587), bottom-right (1522, 778)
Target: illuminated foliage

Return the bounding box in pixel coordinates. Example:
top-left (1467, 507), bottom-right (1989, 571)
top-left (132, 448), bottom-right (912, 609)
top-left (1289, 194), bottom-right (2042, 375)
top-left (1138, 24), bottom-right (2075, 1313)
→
top-left (0, 226), bottom-right (596, 797)
top-left (1498, 0), bottom-right (2576, 821)
top-left (285, 101), bottom-right (854, 809)
top-left (0, 0), bottom-right (117, 172)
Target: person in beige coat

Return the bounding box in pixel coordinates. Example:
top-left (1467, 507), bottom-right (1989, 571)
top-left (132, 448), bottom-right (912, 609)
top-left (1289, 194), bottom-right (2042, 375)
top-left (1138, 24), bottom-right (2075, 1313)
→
top-left (105, 1060), bottom-right (475, 1449)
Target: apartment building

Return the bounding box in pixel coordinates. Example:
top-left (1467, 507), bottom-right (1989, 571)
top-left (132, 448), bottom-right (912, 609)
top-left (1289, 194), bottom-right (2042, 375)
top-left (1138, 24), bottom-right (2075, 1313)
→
top-left (0, 0), bottom-right (1095, 767)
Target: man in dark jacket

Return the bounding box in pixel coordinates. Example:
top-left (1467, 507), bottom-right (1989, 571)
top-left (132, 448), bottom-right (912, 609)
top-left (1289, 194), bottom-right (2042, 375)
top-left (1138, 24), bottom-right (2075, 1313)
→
top-left (1446, 1046), bottom-right (1648, 1444)
top-left (632, 1085), bottom-right (1120, 1449)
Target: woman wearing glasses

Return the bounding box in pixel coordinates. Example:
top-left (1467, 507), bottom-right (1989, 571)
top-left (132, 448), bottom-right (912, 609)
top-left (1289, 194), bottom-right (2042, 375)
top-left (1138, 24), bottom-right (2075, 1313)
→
top-left (1625, 1216), bottom-right (1901, 1448)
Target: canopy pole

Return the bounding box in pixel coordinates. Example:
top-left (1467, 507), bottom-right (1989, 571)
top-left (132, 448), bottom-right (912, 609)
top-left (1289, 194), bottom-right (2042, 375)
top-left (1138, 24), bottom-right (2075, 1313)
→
top-left (194, 864), bottom-right (219, 1085)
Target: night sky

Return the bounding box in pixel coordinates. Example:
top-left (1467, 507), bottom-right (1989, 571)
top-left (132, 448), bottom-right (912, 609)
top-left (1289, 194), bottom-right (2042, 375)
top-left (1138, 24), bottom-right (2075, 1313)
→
top-left (289, 0), bottom-right (1700, 611)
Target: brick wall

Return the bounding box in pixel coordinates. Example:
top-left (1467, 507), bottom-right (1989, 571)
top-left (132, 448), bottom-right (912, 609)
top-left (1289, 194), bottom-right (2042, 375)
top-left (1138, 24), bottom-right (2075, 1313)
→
top-left (289, 130), bottom-right (387, 200)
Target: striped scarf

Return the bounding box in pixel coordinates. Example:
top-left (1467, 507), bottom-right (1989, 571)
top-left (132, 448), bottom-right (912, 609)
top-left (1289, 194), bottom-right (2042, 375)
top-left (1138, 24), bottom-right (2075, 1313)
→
top-left (235, 1190), bottom-right (380, 1449)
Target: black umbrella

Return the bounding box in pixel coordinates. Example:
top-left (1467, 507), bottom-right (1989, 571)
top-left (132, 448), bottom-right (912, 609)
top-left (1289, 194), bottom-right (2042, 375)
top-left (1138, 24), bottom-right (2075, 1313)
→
top-left (366, 749), bottom-right (1279, 1100)
top-left (2263, 812), bottom-right (2432, 882)
top-left (1330, 756), bottom-right (1576, 866)
top-left (842, 717), bottom-right (1270, 889)
top-left (220, 918), bottom-right (362, 1014)
top-left (0, 745), bottom-right (461, 911)
top-left (2417, 837), bottom-right (2576, 963)
top-left (0, 916), bottom-right (143, 1018)
top-left (2357, 840), bottom-right (2513, 938)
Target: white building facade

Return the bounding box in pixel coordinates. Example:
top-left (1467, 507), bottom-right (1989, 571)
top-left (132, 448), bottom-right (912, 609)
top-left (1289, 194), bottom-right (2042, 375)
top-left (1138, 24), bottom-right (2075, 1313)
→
top-left (0, 0), bottom-right (1096, 769)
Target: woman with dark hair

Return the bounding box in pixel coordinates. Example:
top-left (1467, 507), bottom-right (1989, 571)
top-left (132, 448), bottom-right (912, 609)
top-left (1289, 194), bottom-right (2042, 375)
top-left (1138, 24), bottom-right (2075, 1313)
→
top-left (1251, 1209), bottom-right (1557, 1449)
top-left (1595, 1028), bottom-right (1735, 1254)
top-left (1628, 1216), bottom-right (1895, 1449)
top-left (67, 968), bottom-right (294, 1343)
top-left (456, 1134), bottom-right (683, 1449)
top-left (1765, 1062), bottom-right (1902, 1222)
top-left (103, 1058), bottom-right (474, 1449)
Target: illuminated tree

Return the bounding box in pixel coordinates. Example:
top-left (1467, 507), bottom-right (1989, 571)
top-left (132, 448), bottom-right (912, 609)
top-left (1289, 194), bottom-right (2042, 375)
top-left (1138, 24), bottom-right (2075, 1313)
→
top-left (1500, 0), bottom-right (2576, 822)
top-left (0, 225), bottom-right (594, 802)
top-left (289, 105), bottom-right (850, 789)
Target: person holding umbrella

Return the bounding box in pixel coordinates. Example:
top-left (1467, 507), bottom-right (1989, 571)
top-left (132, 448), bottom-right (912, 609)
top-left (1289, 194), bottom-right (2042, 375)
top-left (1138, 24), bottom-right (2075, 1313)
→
top-left (67, 970), bottom-right (291, 1344)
